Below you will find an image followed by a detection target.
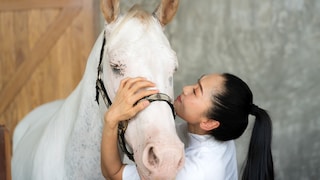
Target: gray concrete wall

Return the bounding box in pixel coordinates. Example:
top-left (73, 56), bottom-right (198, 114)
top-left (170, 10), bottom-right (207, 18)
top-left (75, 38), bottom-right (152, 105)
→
top-left (118, 0), bottom-right (320, 179)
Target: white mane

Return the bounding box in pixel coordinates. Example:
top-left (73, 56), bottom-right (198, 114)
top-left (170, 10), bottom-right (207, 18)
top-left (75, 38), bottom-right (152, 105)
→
top-left (12, 33), bottom-right (106, 179)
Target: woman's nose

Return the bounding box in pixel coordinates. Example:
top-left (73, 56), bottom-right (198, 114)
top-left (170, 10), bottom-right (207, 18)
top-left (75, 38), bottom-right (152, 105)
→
top-left (182, 85), bottom-right (192, 95)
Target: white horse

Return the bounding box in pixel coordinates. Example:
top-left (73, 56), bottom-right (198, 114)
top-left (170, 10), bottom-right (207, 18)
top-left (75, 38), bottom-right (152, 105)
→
top-left (11, 0), bottom-right (184, 179)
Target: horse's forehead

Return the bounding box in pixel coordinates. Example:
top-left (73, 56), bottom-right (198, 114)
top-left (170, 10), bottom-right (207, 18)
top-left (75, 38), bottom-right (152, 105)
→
top-left (106, 16), bottom-right (177, 76)
top-left (107, 10), bottom-right (168, 46)
top-left (110, 34), bottom-right (169, 52)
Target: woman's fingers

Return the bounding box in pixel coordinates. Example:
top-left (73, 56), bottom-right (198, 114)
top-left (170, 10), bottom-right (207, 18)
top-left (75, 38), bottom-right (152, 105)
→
top-left (106, 77), bottom-right (159, 124)
top-left (130, 79), bottom-right (156, 93)
top-left (120, 77), bottom-right (158, 104)
top-left (121, 77), bottom-right (155, 91)
top-left (119, 77), bottom-right (147, 90)
top-left (131, 88), bottom-right (158, 105)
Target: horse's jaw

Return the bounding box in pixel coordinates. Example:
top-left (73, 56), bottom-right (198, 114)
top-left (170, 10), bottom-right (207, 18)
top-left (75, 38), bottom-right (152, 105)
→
top-left (126, 103), bottom-right (185, 180)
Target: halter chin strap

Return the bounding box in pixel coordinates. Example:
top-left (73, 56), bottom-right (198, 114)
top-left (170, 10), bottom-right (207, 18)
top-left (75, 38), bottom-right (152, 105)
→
top-left (95, 31), bottom-right (176, 162)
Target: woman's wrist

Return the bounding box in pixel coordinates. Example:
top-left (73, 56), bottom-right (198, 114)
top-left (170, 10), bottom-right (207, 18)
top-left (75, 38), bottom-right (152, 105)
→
top-left (104, 110), bottom-right (120, 130)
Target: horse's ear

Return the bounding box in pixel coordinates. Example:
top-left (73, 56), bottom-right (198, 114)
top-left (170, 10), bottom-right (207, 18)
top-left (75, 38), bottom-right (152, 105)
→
top-left (101, 0), bottom-right (120, 23)
top-left (153, 0), bottom-right (179, 26)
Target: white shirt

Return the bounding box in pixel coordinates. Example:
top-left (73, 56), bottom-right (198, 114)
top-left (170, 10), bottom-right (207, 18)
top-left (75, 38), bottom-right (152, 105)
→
top-left (123, 122), bottom-right (238, 180)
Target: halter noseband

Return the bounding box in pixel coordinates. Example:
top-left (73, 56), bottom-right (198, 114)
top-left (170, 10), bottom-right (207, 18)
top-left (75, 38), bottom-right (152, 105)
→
top-left (95, 32), bottom-right (176, 162)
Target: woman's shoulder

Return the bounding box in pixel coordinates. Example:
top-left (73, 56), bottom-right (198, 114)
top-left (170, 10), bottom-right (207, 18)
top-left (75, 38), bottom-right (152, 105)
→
top-left (176, 148), bottom-right (227, 180)
top-left (122, 164), bottom-right (140, 180)
top-left (181, 137), bottom-right (237, 179)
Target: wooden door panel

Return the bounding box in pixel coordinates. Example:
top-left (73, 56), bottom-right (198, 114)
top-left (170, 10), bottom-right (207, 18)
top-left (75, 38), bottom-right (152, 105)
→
top-left (0, 0), bottom-right (100, 139)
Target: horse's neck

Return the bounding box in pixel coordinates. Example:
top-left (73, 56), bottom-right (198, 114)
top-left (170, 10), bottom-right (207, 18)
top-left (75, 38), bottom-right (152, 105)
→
top-left (63, 32), bottom-right (106, 179)
top-left (66, 30), bottom-right (106, 142)
top-left (66, 31), bottom-right (105, 129)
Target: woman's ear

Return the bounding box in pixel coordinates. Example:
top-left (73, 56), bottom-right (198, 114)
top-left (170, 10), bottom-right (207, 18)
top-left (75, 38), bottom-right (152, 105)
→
top-left (200, 119), bottom-right (220, 131)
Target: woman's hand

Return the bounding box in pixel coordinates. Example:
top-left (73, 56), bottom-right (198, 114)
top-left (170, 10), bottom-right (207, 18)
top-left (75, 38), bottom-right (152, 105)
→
top-left (104, 77), bottom-right (159, 129)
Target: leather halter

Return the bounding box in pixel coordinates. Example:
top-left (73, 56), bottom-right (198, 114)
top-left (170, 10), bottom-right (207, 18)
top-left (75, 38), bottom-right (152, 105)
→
top-left (95, 32), bottom-right (176, 162)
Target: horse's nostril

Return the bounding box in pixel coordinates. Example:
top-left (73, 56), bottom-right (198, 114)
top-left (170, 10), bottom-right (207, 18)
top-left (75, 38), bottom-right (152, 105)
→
top-left (148, 147), bottom-right (159, 166)
top-left (142, 143), bottom-right (184, 176)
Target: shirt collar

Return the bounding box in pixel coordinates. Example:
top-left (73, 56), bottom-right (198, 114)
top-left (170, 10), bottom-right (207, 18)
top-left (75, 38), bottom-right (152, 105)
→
top-left (186, 133), bottom-right (215, 148)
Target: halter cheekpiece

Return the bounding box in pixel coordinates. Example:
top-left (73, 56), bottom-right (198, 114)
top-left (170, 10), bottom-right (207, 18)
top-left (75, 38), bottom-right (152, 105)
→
top-left (95, 31), bottom-right (176, 162)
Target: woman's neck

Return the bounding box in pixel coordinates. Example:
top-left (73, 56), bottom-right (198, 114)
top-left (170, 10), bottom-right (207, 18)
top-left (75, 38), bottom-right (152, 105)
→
top-left (187, 123), bottom-right (208, 135)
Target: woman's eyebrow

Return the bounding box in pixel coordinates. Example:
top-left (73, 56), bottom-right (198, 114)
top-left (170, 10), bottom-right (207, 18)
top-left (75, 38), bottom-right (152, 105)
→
top-left (198, 74), bottom-right (206, 94)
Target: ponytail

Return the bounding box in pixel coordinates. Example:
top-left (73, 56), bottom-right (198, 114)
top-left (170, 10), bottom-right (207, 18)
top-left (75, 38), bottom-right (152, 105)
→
top-left (242, 105), bottom-right (274, 180)
top-left (206, 73), bottom-right (274, 179)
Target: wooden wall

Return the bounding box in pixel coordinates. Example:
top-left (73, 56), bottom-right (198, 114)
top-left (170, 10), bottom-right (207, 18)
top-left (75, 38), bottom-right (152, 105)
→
top-left (0, 0), bottom-right (101, 142)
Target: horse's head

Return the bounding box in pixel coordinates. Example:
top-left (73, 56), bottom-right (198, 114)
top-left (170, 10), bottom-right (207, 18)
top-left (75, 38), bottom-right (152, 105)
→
top-left (99, 0), bottom-right (184, 179)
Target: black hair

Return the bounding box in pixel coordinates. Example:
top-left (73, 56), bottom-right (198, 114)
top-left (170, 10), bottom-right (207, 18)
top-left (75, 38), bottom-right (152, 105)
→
top-left (206, 73), bottom-right (274, 180)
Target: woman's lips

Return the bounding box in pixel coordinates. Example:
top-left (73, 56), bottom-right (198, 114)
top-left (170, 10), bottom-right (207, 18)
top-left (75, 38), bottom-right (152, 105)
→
top-left (175, 95), bottom-right (181, 103)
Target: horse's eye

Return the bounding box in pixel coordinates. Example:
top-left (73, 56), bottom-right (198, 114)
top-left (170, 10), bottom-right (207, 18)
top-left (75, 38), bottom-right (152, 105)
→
top-left (110, 62), bottom-right (126, 76)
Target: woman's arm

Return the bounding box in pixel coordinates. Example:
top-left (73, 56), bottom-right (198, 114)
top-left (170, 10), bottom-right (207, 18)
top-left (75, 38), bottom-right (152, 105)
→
top-left (101, 115), bottom-right (123, 179)
top-left (101, 77), bottom-right (158, 180)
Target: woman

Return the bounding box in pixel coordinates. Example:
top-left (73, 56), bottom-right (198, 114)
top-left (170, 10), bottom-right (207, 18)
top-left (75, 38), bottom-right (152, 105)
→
top-left (101, 73), bottom-right (274, 180)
